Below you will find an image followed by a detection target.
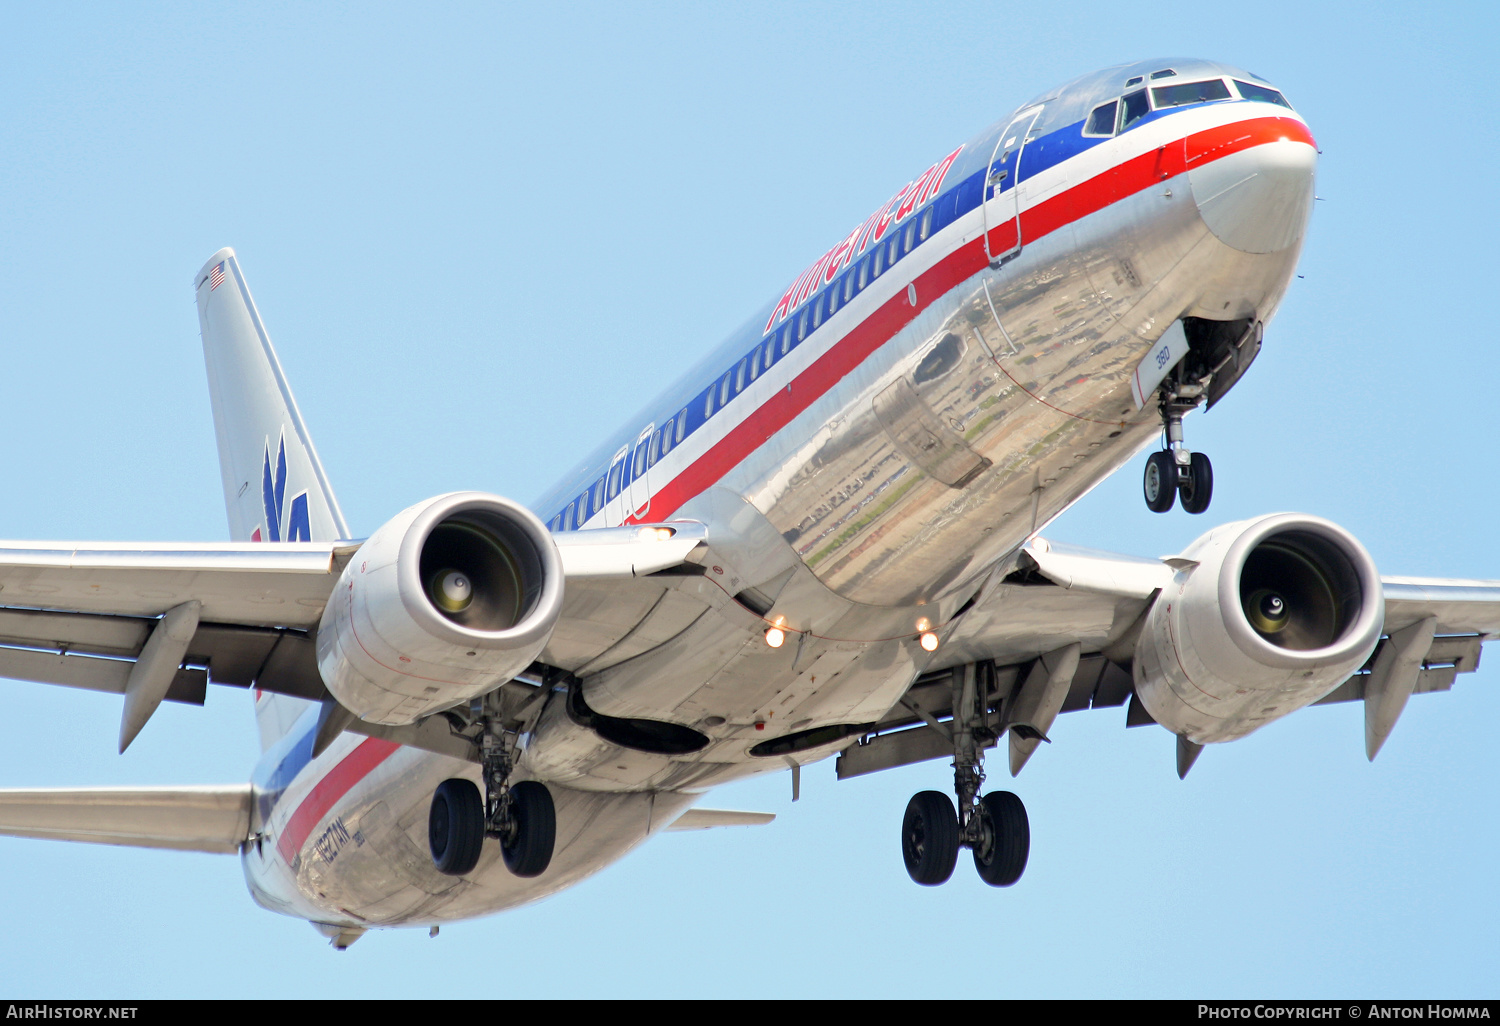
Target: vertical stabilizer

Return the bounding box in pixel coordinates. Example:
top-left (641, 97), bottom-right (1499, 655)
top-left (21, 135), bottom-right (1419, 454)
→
top-left (194, 248), bottom-right (349, 546)
top-left (194, 248), bottom-right (348, 750)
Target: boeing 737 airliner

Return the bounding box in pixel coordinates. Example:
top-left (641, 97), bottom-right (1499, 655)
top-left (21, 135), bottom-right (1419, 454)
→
top-left (0, 57), bottom-right (1493, 949)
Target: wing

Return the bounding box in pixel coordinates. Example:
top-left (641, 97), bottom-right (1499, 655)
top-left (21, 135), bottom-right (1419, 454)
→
top-left (0, 524), bottom-right (708, 754)
top-left (837, 541), bottom-right (1500, 781)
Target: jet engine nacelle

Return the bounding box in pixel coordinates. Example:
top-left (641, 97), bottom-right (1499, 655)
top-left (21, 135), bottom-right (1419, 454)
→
top-left (1134, 513), bottom-right (1384, 744)
top-left (317, 492), bottom-right (564, 726)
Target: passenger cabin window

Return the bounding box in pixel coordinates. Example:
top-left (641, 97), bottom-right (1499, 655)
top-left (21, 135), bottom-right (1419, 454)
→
top-left (593, 478), bottom-right (605, 511)
top-left (720, 372), bottom-right (732, 405)
top-left (1120, 89), bottom-right (1150, 131)
top-left (763, 338), bottom-right (774, 368)
top-left (796, 309), bottom-right (808, 341)
top-left (750, 347), bottom-right (760, 380)
top-left (919, 206), bottom-right (933, 241)
top-left (1233, 80), bottom-right (1292, 109)
top-left (648, 430), bottom-right (660, 466)
top-left (565, 502), bottom-right (576, 530)
top-left (1151, 79), bottom-right (1231, 110)
top-left (873, 246), bottom-right (885, 277)
top-left (675, 408), bottom-right (687, 442)
top-left (844, 271), bottom-right (855, 300)
top-left (1149, 68), bottom-right (1177, 80)
top-left (857, 259), bottom-right (869, 289)
top-left (632, 443), bottom-right (648, 480)
top-left (902, 222), bottom-right (915, 254)
top-left (811, 293), bottom-right (823, 328)
top-left (607, 462), bottom-right (623, 499)
top-left (780, 324), bottom-right (791, 355)
top-left (1084, 100), bottom-right (1118, 137)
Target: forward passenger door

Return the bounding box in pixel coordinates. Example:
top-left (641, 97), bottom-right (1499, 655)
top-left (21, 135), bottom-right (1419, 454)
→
top-left (982, 106), bottom-right (1043, 266)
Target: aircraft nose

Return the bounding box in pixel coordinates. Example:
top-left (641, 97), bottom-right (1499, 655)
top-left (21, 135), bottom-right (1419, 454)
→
top-left (1188, 136), bottom-right (1316, 254)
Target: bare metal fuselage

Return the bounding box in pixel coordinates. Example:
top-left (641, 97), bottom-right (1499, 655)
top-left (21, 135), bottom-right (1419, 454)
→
top-left (243, 60), bottom-right (1315, 929)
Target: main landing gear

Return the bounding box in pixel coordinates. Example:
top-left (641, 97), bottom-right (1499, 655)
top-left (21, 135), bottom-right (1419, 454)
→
top-left (900, 663), bottom-right (1030, 887)
top-left (1143, 394), bottom-right (1213, 515)
top-left (429, 699), bottom-right (555, 878)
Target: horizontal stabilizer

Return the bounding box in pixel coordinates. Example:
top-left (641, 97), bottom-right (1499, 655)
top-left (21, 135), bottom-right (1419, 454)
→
top-left (0, 785), bottom-right (251, 853)
top-left (666, 808), bottom-right (775, 831)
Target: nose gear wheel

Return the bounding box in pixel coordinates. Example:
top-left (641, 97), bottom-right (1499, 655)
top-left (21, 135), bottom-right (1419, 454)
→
top-left (1144, 451), bottom-right (1176, 512)
top-left (1179, 452), bottom-right (1213, 514)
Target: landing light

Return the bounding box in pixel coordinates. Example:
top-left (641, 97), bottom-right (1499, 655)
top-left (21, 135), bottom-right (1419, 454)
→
top-left (765, 627), bottom-right (786, 649)
top-left (637, 526), bottom-right (675, 542)
top-left (919, 632), bottom-right (939, 652)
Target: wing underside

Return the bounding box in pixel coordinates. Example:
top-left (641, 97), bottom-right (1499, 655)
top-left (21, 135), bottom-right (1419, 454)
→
top-left (837, 545), bottom-right (1500, 780)
top-left (0, 531), bottom-right (1489, 777)
top-left (0, 527), bottom-right (709, 757)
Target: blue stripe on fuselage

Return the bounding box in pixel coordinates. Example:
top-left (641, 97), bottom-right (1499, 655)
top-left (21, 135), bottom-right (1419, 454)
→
top-left (1018, 120), bottom-right (1105, 185)
top-left (536, 99), bottom-right (1236, 530)
top-left (252, 708), bottom-right (319, 826)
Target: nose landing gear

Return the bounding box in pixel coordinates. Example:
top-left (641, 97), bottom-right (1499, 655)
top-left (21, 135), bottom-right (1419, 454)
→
top-left (1143, 397), bottom-right (1213, 515)
top-left (900, 663), bottom-right (1031, 888)
top-left (1139, 317), bottom-right (1264, 515)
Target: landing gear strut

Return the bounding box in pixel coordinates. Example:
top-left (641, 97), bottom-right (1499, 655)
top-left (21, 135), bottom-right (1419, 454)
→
top-left (900, 663), bottom-right (1029, 888)
top-left (429, 695), bottom-right (555, 878)
top-left (1143, 388), bottom-right (1213, 515)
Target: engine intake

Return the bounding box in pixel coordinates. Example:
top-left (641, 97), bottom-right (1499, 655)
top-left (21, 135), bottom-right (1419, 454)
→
top-left (1134, 514), bottom-right (1384, 743)
top-left (317, 492), bottom-right (564, 725)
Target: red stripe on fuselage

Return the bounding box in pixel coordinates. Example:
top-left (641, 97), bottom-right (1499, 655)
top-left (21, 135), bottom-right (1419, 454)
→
top-left (275, 737), bottom-right (400, 864)
top-left (277, 116), bottom-right (1315, 854)
top-left (636, 115), bottom-right (1313, 524)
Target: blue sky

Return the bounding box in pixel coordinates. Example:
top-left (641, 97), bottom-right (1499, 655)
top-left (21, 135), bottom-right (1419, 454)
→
top-left (0, 0), bottom-right (1496, 998)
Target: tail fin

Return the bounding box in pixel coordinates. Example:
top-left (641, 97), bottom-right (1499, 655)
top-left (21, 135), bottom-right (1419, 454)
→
top-left (194, 248), bottom-right (348, 750)
top-left (194, 248), bottom-right (349, 545)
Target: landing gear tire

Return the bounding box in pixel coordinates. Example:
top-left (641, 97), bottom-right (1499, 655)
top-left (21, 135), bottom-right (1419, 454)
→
top-left (1144, 451), bottom-right (1176, 513)
top-left (499, 779), bottom-right (556, 878)
top-left (902, 790), bottom-right (959, 886)
top-left (1179, 452), bottom-right (1213, 514)
top-left (972, 790), bottom-right (1030, 887)
top-left (429, 778), bottom-right (485, 876)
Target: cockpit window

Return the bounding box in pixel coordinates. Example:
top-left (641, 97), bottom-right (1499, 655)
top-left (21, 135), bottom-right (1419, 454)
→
top-left (1151, 78), bottom-right (1231, 110)
top-left (1234, 79), bottom-right (1293, 109)
top-left (1120, 89), bottom-right (1150, 131)
top-left (1149, 68), bottom-right (1177, 80)
top-left (1084, 100), bottom-right (1118, 137)
top-left (1125, 75), bottom-right (1143, 87)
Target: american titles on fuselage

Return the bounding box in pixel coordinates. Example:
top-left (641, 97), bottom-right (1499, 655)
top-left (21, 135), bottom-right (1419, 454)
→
top-left (540, 69), bottom-right (1296, 539)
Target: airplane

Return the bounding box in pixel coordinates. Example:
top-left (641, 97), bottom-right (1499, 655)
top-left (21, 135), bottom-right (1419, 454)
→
top-left (0, 56), bottom-right (1493, 950)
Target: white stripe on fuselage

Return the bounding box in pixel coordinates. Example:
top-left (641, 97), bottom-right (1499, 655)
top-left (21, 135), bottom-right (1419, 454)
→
top-left (579, 99), bottom-right (1306, 531)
